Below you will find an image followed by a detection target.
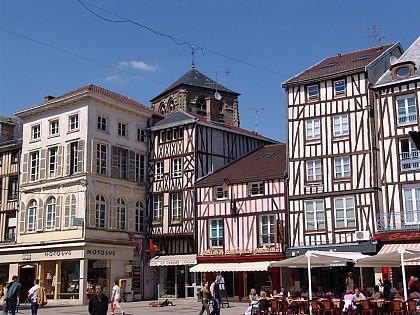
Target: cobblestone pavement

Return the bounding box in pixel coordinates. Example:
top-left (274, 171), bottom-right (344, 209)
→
top-left (8, 299), bottom-right (248, 315)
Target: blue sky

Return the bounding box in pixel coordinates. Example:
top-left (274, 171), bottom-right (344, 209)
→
top-left (1, 1), bottom-right (420, 142)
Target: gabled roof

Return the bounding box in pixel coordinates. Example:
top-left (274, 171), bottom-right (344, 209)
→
top-left (150, 67), bottom-right (239, 102)
top-left (196, 143), bottom-right (286, 186)
top-left (283, 43), bottom-right (397, 86)
top-left (16, 84), bottom-right (159, 118)
top-left (375, 36), bottom-right (420, 86)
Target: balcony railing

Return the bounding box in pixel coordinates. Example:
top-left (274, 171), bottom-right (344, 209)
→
top-left (4, 232), bottom-right (16, 242)
top-left (377, 211), bottom-right (420, 232)
top-left (400, 151), bottom-right (420, 171)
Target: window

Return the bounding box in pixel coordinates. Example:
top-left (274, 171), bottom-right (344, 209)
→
top-left (396, 67), bottom-right (410, 77)
top-left (69, 114), bottom-right (79, 131)
top-left (306, 119), bottom-right (320, 140)
top-left (305, 200), bottom-right (325, 230)
top-left (118, 122), bottom-right (127, 137)
top-left (153, 195), bottom-right (162, 223)
top-left (0, 154), bottom-right (2, 167)
top-left (173, 128), bottom-right (179, 140)
top-left (159, 130), bottom-right (166, 143)
top-left (117, 198), bottom-right (126, 230)
top-left (166, 129), bottom-right (172, 141)
top-left (50, 119), bottom-right (59, 136)
top-left (397, 94), bottom-right (417, 126)
top-left (259, 215), bottom-right (275, 245)
top-left (307, 85), bottom-right (319, 100)
top-left (32, 124), bottom-right (41, 140)
top-left (135, 201), bottom-right (145, 232)
top-left (334, 196), bottom-right (356, 228)
top-left (250, 182), bottom-right (264, 196)
top-left (5, 213), bottom-right (16, 241)
top-left (96, 144), bottom-right (107, 175)
top-left (137, 128), bottom-right (146, 142)
top-left (64, 194), bottom-right (76, 228)
top-left (155, 161), bottom-right (163, 180)
top-left (30, 151), bottom-right (40, 181)
top-left (179, 127), bottom-right (184, 139)
top-left (334, 79), bottom-right (346, 97)
top-left (171, 193), bottom-right (182, 222)
top-left (306, 160), bottom-right (322, 182)
top-left (11, 151), bottom-right (19, 164)
top-left (333, 114), bottom-right (349, 137)
top-left (8, 176), bottom-right (18, 200)
top-left (48, 147), bottom-right (58, 177)
top-left (69, 142), bottom-right (79, 175)
top-left (135, 153), bottom-right (145, 182)
top-left (197, 97), bottom-right (207, 116)
top-left (214, 186), bottom-right (228, 200)
top-left (172, 158), bottom-right (182, 177)
top-left (117, 148), bottom-right (128, 180)
top-left (400, 139), bottom-right (420, 171)
top-left (210, 219), bottom-right (224, 247)
top-left (334, 157), bottom-right (351, 179)
top-left (403, 186), bottom-right (420, 224)
top-left (46, 197), bottom-right (56, 229)
top-left (95, 195), bottom-right (106, 228)
top-left (28, 200), bottom-right (37, 232)
top-left (97, 116), bottom-right (108, 132)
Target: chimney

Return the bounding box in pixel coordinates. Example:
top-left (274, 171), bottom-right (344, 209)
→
top-left (44, 95), bottom-right (55, 102)
top-left (206, 97), bottom-right (221, 123)
top-left (0, 119), bottom-right (15, 143)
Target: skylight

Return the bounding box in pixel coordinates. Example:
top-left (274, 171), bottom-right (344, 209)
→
top-left (260, 153), bottom-right (274, 159)
top-left (354, 55), bottom-right (369, 61)
top-left (321, 62), bottom-right (338, 68)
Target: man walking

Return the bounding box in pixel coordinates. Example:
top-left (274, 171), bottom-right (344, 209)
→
top-left (27, 279), bottom-right (40, 315)
top-left (3, 275), bottom-right (20, 315)
top-left (88, 284), bottom-right (109, 315)
top-left (210, 275), bottom-right (221, 315)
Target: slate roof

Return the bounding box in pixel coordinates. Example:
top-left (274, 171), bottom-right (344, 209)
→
top-left (150, 67), bottom-right (239, 102)
top-left (283, 43), bottom-right (396, 86)
top-left (196, 143), bottom-right (287, 186)
top-left (16, 84), bottom-right (159, 117)
top-left (376, 36), bottom-right (420, 86)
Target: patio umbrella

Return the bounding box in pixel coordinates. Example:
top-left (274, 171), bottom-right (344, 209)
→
top-left (355, 247), bottom-right (420, 301)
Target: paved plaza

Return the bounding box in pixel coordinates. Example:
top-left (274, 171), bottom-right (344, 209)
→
top-left (6, 299), bottom-right (247, 315)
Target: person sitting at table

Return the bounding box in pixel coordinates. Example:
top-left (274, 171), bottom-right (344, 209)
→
top-left (342, 289), bottom-right (356, 312)
top-left (248, 288), bottom-right (259, 303)
top-left (300, 287), bottom-right (309, 299)
top-left (279, 287), bottom-right (291, 298)
top-left (361, 284), bottom-right (371, 298)
top-left (315, 286), bottom-right (325, 298)
top-left (354, 288), bottom-right (366, 302)
top-left (409, 285), bottom-right (420, 299)
top-left (394, 290), bottom-right (404, 299)
top-left (244, 291), bottom-right (267, 315)
top-left (371, 285), bottom-right (383, 299)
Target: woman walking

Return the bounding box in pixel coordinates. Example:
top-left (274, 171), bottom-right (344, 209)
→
top-left (198, 281), bottom-right (212, 315)
top-left (111, 281), bottom-right (125, 315)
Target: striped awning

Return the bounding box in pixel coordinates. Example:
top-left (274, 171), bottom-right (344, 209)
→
top-left (190, 261), bottom-right (273, 272)
top-left (149, 254), bottom-right (197, 266)
top-left (378, 243), bottom-right (420, 266)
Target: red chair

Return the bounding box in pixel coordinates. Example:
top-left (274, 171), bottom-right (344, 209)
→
top-left (252, 298), bottom-right (270, 315)
top-left (360, 300), bottom-right (375, 315)
top-left (407, 299), bottom-right (417, 315)
top-left (320, 299), bottom-right (335, 315)
top-left (268, 298), bottom-right (280, 315)
top-left (391, 299), bottom-right (406, 315)
top-left (309, 298), bottom-right (321, 315)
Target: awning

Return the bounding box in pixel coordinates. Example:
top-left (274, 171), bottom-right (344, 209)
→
top-left (378, 243), bottom-right (420, 255)
top-left (149, 254), bottom-right (197, 266)
top-left (190, 261), bottom-right (273, 272)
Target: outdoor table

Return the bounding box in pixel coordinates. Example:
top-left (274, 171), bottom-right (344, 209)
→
top-left (289, 299), bottom-right (308, 315)
top-left (369, 299), bottom-right (388, 315)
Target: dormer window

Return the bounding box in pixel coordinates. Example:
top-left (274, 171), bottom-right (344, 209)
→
top-left (391, 61), bottom-right (416, 80)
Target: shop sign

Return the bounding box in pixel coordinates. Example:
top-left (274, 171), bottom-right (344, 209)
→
top-left (329, 262), bottom-right (347, 267)
top-left (201, 247), bottom-right (280, 256)
top-left (381, 232), bottom-right (420, 242)
top-left (22, 254), bottom-right (31, 261)
top-left (71, 217), bottom-right (84, 227)
top-left (45, 250), bottom-right (72, 257)
top-left (87, 249), bottom-right (116, 257)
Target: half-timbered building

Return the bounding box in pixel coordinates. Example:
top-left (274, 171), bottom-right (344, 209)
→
top-left (374, 36), bottom-right (420, 280)
top-left (192, 144), bottom-right (287, 300)
top-left (6, 85), bottom-right (158, 304)
top-left (283, 43), bottom-right (403, 291)
top-left (148, 109), bottom-right (275, 298)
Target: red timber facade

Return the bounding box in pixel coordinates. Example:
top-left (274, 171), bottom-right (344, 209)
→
top-left (193, 144), bottom-right (287, 299)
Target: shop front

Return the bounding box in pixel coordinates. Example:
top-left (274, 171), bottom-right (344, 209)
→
top-left (0, 242), bottom-right (134, 305)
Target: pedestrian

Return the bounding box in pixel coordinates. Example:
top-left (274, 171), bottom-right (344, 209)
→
top-left (2, 275), bottom-right (20, 315)
top-left (210, 275), bottom-right (221, 315)
top-left (345, 272), bottom-right (355, 293)
top-left (27, 279), bottom-right (40, 315)
top-left (379, 274), bottom-right (391, 300)
top-left (198, 281), bottom-right (211, 315)
top-left (111, 280), bottom-right (125, 315)
top-left (88, 284), bottom-right (109, 315)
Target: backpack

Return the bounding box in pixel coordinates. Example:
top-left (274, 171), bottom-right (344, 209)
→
top-left (37, 286), bottom-right (47, 306)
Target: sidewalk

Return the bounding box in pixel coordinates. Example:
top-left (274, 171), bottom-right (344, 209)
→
top-left (11, 299), bottom-right (248, 315)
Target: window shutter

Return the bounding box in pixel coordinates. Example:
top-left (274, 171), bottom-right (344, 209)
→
top-left (128, 199), bottom-right (134, 231)
top-left (22, 153), bottom-right (28, 183)
top-left (111, 196), bottom-right (117, 229)
top-left (111, 146), bottom-right (118, 178)
top-left (57, 146), bottom-right (63, 176)
top-left (19, 201), bottom-right (26, 234)
top-left (77, 140), bottom-right (84, 173)
top-left (37, 199), bottom-right (44, 231)
top-left (39, 149), bottom-right (47, 179)
top-left (64, 195), bottom-right (71, 228)
top-left (55, 196), bottom-right (61, 230)
top-left (89, 193), bottom-right (96, 228)
top-left (66, 143), bottom-right (71, 175)
top-left (92, 140), bottom-right (97, 175)
top-left (129, 150), bottom-right (136, 182)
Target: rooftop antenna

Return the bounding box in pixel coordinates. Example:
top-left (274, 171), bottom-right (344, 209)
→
top-left (359, 25), bottom-right (387, 44)
top-left (191, 49), bottom-right (195, 69)
top-left (205, 69), bottom-right (230, 100)
top-left (247, 107), bottom-right (264, 133)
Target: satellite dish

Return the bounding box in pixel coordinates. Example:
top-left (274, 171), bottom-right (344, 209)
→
top-left (214, 92), bottom-right (222, 100)
top-left (390, 56), bottom-right (398, 65)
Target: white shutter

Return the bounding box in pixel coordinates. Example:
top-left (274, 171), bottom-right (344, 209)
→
top-left (21, 153), bottom-right (29, 183)
top-left (39, 149), bottom-right (47, 179)
top-left (89, 192), bottom-right (96, 228)
top-left (129, 151), bottom-right (136, 182)
top-left (111, 146), bottom-right (118, 178)
top-left (66, 143), bottom-right (71, 175)
top-left (128, 199), bottom-right (134, 231)
top-left (37, 199), bottom-right (44, 231)
top-left (19, 201), bottom-right (26, 234)
top-left (55, 196), bottom-right (61, 230)
top-left (57, 146), bottom-right (63, 176)
top-left (77, 140), bottom-right (84, 173)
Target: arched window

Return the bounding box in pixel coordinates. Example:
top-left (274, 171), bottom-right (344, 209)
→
top-left (159, 102), bottom-right (166, 115)
top-left (96, 195), bottom-right (106, 228)
top-left (168, 98), bottom-right (175, 113)
top-left (46, 197), bottom-right (56, 229)
top-left (135, 201), bottom-right (145, 232)
top-left (28, 200), bottom-right (37, 232)
top-left (117, 198), bottom-right (126, 230)
top-left (196, 97), bottom-right (207, 116)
